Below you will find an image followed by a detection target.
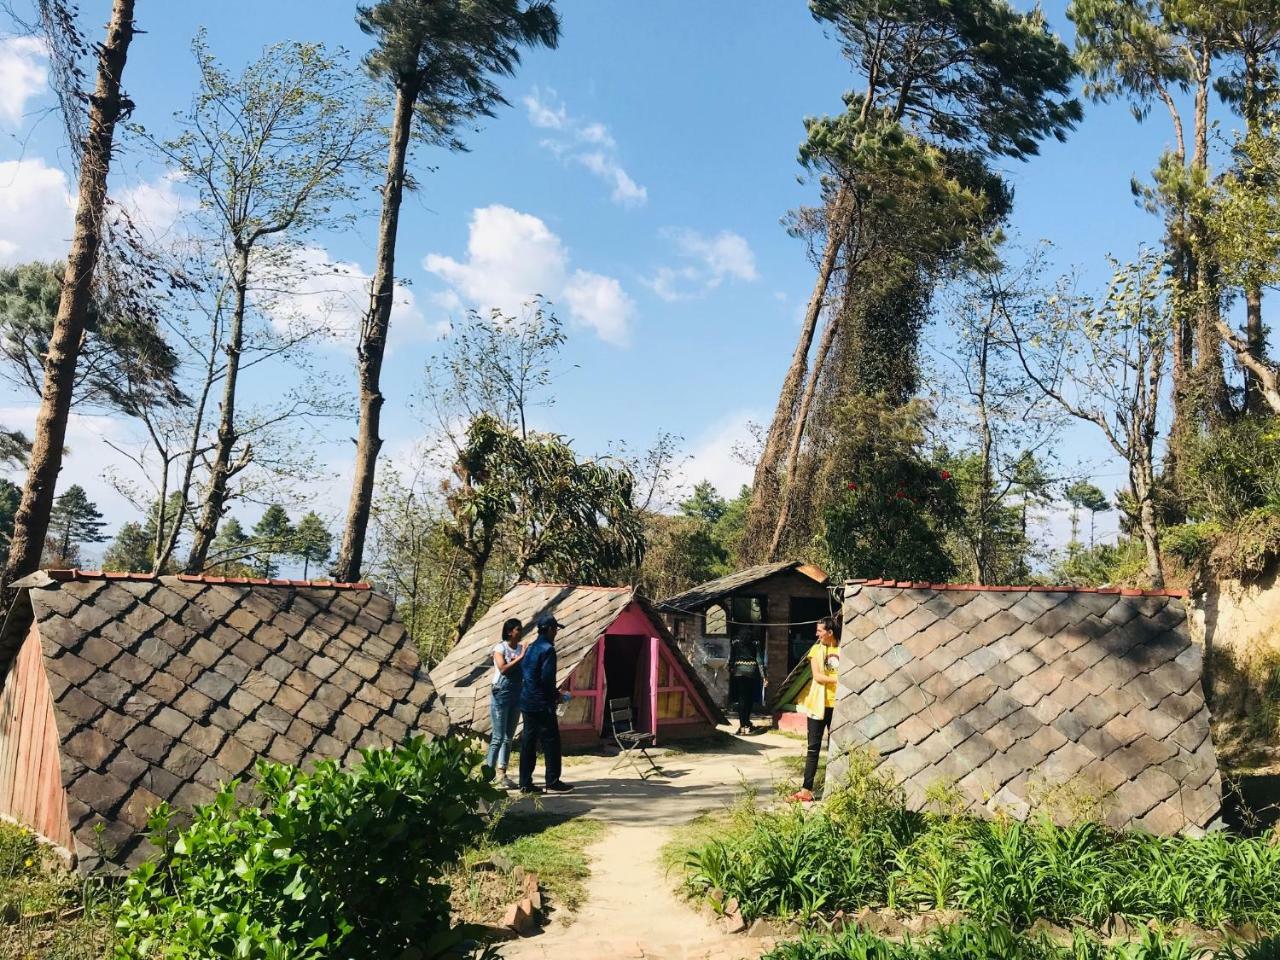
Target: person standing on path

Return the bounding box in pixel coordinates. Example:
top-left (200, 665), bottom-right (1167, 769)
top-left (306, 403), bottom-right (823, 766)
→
top-left (789, 616), bottom-right (840, 802)
top-left (728, 628), bottom-right (767, 735)
top-left (485, 617), bottom-right (528, 789)
top-left (518, 613), bottom-right (575, 795)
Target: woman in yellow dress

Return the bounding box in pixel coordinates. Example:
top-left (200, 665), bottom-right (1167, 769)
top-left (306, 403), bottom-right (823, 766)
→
top-left (789, 617), bottom-right (839, 802)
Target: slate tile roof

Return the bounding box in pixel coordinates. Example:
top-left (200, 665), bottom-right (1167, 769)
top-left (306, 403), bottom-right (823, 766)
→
top-left (431, 583), bottom-right (725, 732)
top-left (659, 561), bottom-right (828, 612)
top-left (7, 570), bottom-right (446, 868)
top-left (826, 582), bottom-right (1221, 834)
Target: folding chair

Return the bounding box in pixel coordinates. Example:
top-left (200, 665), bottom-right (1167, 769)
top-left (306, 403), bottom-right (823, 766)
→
top-left (607, 697), bottom-right (661, 778)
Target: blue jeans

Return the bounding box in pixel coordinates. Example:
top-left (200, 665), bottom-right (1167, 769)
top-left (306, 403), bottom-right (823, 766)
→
top-left (486, 684), bottom-right (520, 771)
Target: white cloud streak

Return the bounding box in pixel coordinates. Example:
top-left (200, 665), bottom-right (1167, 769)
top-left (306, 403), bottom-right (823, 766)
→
top-left (524, 86), bottom-right (646, 208)
top-left (646, 228), bottom-right (759, 302)
top-left (0, 158), bottom-right (73, 265)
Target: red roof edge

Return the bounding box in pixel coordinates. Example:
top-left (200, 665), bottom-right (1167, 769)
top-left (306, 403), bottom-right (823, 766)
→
top-left (845, 578), bottom-right (1186, 599)
top-left (45, 569), bottom-right (371, 590)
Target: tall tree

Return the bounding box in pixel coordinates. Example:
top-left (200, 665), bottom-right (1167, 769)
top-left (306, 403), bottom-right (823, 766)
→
top-left (0, 261), bottom-right (182, 415)
top-left (1013, 251), bottom-right (1171, 587)
top-left (293, 511), bottom-right (333, 578)
top-left (743, 0), bottom-right (1080, 561)
top-left (334, 0), bottom-right (561, 582)
top-left (48, 484), bottom-right (108, 566)
top-left (102, 521), bottom-right (152, 573)
top-left (138, 38), bottom-right (381, 574)
top-left (252, 505), bottom-right (295, 579)
top-left (208, 518), bottom-right (254, 576)
top-left (0, 479), bottom-right (22, 571)
top-left (5, 0), bottom-right (138, 586)
top-left (1066, 480), bottom-right (1111, 549)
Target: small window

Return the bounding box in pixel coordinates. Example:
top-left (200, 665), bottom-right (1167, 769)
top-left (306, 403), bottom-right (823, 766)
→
top-left (731, 596), bottom-right (765, 624)
top-left (704, 603), bottom-right (728, 636)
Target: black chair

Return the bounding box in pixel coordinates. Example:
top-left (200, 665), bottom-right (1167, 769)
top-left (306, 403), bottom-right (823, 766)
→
top-left (607, 697), bottom-right (661, 778)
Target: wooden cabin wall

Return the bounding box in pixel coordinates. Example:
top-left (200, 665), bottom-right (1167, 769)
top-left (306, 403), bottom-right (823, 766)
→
top-left (0, 624), bottom-right (72, 854)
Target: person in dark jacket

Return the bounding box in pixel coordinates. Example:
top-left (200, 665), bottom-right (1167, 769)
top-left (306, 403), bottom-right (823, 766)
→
top-left (728, 628), bottom-right (766, 735)
top-left (518, 613), bottom-right (575, 794)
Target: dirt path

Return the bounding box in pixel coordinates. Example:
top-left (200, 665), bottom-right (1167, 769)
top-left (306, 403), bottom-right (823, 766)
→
top-left (499, 728), bottom-right (801, 960)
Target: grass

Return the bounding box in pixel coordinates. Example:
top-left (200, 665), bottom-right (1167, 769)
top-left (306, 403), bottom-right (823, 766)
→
top-left (675, 750), bottom-right (1280, 933)
top-left (762, 922), bottom-right (1278, 959)
top-left (0, 822), bottom-right (114, 960)
top-left (447, 811), bottom-right (607, 926)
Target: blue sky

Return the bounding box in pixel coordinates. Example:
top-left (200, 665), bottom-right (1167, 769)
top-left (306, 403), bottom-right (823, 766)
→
top-left (0, 0), bottom-right (1238, 564)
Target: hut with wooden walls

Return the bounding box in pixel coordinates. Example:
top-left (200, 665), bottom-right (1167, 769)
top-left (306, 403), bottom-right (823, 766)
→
top-left (0, 570), bottom-right (447, 869)
top-left (431, 583), bottom-right (723, 747)
top-left (658, 561), bottom-right (832, 710)
top-left (827, 580), bottom-right (1222, 834)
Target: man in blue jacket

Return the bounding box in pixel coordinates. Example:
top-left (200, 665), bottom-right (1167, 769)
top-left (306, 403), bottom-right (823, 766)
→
top-left (518, 613), bottom-right (575, 794)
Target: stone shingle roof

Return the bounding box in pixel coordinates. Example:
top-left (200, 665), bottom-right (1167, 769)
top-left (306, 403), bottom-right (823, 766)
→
top-left (8, 570), bottom-right (446, 868)
top-left (826, 581), bottom-right (1221, 834)
top-left (431, 582), bottom-right (725, 732)
top-left (660, 561), bottom-right (828, 612)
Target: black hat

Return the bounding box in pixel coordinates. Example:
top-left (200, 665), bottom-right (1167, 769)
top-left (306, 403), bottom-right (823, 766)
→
top-left (535, 613), bottom-right (562, 630)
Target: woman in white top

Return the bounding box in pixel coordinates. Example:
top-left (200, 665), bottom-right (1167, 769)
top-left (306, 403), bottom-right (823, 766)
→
top-left (486, 618), bottom-right (527, 788)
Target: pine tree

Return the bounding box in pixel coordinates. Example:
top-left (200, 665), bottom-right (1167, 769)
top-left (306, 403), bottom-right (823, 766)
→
top-left (292, 511), bottom-right (332, 579)
top-left (252, 505), bottom-right (294, 578)
top-left (209, 518), bottom-right (254, 576)
top-left (0, 478), bottom-right (19, 570)
top-left (334, 0), bottom-right (561, 582)
top-left (48, 484), bottom-right (108, 565)
top-left (102, 522), bottom-right (153, 573)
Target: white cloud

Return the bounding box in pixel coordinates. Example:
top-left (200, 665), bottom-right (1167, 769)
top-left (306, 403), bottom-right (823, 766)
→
top-left (0, 37), bottom-right (48, 127)
top-left (423, 204), bottom-right (634, 347)
top-left (680, 411), bottom-right (759, 499)
top-left (562, 270), bottom-right (634, 346)
top-left (113, 174), bottom-right (192, 241)
top-left (258, 246), bottom-right (442, 346)
top-left (646, 228), bottom-right (759, 302)
top-left (0, 158), bottom-right (73, 265)
top-left (575, 151), bottom-right (647, 207)
top-left (525, 89), bottom-right (646, 208)
top-left (523, 87), bottom-right (568, 130)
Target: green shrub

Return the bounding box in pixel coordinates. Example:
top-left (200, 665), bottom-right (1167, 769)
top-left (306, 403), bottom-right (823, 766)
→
top-left (679, 754), bottom-right (1280, 930)
top-left (1181, 418), bottom-right (1280, 523)
top-left (114, 736), bottom-right (498, 960)
top-left (762, 922), bottom-right (1275, 960)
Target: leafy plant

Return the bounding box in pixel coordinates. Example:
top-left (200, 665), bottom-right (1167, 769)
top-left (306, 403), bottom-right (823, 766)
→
top-left (678, 751), bottom-right (1280, 932)
top-left (114, 736), bottom-right (498, 959)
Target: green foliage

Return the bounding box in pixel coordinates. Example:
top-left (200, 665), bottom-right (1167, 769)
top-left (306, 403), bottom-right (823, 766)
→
top-left (208, 518), bottom-right (254, 577)
top-left (102, 523), bottom-right (154, 575)
top-left (764, 921), bottom-right (1274, 960)
top-left (357, 0), bottom-right (561, 153)
top-left (819, 401), bottom-right (962, 582)
top-left (809, 0), bottom-right (1081, 160)
top-left (1, 821), bottom-right (116, 959)
top-left (292, 512), bottom-right (332, 578)
top-left (1051, 537), bottom-right (1149, 588)
top-left (679, 753), bottom-right (1280, 930)
top-left (252, 505), bottom-right (295, 579)
top-left (48, 485), bottom-right (108, 565)
top-left (1181, 418), bottom-right (1280, 523)
top-left (114, 737), bottom-right (497, 960)
top-left (0, 261), bottom-right (183, 416)
top-left (445, 413), bottom-right (646, 584)
top-left (0, 477), bottom-right (21, 570)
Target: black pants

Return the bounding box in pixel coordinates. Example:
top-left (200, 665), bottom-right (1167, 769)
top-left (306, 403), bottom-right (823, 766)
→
top-left (733, 674), bottom-right (758, 728)
top-left (803, 706), bottom-right (834, 791)
top-left (518, 708), bottom-right (562, 788)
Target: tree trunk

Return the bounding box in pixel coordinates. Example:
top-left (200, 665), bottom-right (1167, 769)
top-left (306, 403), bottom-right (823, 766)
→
top-left (333, 83), bottom-right (416, 583)
top-left (742, 187), bottom-right (847, 562)
top-left (453, 542), bottom-right (493, 644)
top-left (1244, 286), bottom-right (1270, 415)
top-left (3, 0), bottom-right (137, 585)
top-left (1134, 470), bottom-right (1165, 589)
top-left (1216, 317), bottom-right (1280, 414)
top-left (185, 246), bottom-right (251, 572)
top-left (765, 281), bottom-right (846, 561)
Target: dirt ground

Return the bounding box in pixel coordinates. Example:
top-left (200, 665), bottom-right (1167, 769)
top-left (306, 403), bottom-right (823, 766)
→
top-left (497, 726), bottom-right (806, 960)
